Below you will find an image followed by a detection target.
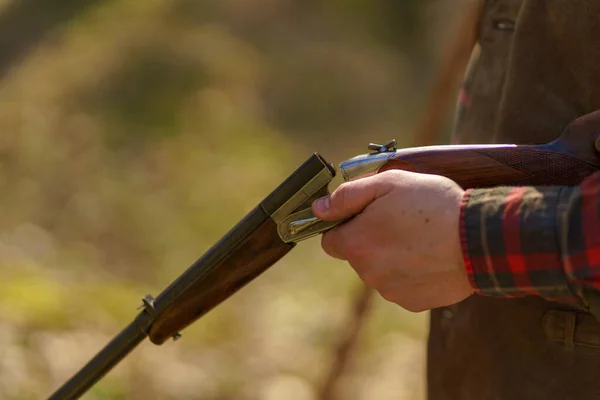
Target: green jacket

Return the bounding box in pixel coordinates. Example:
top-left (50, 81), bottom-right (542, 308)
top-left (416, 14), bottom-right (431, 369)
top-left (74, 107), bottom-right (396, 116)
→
top-left (428, 1), bottom-right (600, 399)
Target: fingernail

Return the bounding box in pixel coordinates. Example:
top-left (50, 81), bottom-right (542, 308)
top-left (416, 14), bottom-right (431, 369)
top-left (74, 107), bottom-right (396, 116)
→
top-left (315, 196), bottom-right (330, 212)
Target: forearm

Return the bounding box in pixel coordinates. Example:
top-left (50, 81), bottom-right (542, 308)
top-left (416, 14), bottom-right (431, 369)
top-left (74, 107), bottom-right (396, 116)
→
top-left (461, 171), bottom-right (600, 309)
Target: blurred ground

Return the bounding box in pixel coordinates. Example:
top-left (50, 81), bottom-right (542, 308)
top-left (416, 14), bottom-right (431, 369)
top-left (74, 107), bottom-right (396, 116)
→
top-left (0, 0), bottom-right (467, 398)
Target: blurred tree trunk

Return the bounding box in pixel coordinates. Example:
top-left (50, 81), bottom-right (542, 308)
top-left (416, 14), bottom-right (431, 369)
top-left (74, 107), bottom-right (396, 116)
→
top-left (318, 284), bottom-right (375, 400)
top-left (411, 0), bottom-right (483, 145)
top-left (0, 0), bottom-right (107, 79)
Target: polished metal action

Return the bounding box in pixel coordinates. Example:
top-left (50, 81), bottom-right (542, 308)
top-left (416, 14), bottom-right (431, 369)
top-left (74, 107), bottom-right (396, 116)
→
top-left (270, 166), bottom-right (334, 225)
top-left (278, 208), bottom-right (342, 243)
top-left (271, 164), bottom-right (343, 243)
top-left (289, 216), bottom-right (320, 235)
top-left (339, 139), bottom-right (397, 181)
top-left (276, 140), bottom-right (398, 243)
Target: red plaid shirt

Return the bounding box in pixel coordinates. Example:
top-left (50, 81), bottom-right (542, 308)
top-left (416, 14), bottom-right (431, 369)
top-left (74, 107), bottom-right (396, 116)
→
top-left (461, 171), bottom-right (600, 309)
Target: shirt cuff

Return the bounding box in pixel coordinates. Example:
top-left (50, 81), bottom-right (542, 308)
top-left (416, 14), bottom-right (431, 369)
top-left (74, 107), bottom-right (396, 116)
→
top-left (556, 172), bottom-right (600, 312)
top-left (459, 185), bottom-right (581, 304)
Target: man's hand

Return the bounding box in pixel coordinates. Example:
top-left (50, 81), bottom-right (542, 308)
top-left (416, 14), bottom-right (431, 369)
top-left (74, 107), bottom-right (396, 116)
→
top-left (312, 170), bottom-right (474, 312)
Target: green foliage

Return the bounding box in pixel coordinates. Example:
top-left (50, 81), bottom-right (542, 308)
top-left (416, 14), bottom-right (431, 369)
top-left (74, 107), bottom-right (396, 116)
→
top-left (84, 44), bottom-right (209, 147)
top-left (0, 272), bottom-right (68, 328)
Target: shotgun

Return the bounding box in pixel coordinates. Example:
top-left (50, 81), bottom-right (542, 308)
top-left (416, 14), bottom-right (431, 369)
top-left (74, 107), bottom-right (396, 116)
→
top-left (49, 114), bottom-right (600, 399)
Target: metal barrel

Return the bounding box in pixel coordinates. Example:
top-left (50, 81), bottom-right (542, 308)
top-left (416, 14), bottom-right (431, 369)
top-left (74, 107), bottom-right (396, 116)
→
top-left (48, 312), bottom-right (152, 400)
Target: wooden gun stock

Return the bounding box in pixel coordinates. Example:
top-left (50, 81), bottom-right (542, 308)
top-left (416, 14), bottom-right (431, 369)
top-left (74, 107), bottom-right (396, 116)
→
top-left (379, 142), bottom-right (600, 188)
top-left (352, 112), bottom-right (600, 188)
top-left (148, 213), bottom-right (292, 345)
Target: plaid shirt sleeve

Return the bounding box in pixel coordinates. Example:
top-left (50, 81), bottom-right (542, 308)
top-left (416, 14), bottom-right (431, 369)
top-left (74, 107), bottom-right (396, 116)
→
top-left (460, 171), bottom-right (600, 309)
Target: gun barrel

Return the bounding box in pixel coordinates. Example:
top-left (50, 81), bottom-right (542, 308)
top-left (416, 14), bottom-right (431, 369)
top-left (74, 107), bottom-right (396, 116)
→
top-left (48, 312), bottom-right (152, 400)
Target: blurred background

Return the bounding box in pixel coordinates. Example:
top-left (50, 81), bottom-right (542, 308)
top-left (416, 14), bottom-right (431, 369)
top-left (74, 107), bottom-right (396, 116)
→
top-left (0, 0), bottom-right (474, 398)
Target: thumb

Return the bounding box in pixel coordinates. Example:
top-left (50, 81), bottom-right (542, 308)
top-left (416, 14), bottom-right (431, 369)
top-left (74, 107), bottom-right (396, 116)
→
top-left (312, 175), bottom-right (392, 221)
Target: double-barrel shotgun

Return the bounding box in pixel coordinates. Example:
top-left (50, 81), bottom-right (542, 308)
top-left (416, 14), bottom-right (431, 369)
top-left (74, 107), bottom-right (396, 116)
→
top-left (49, 112), bottom-right (600, 399)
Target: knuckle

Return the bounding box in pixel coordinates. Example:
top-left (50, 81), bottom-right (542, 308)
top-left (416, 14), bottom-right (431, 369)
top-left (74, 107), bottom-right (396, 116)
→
top-left (378, 286), bottom-right (425, 312)
top-left (377, 169), bottom-right (399, 179)
top-left (357, 266), bottom-right (381, 287)
top-left (403, 303), bottom-right (427, 313)
top-left (322, 225), bottom-right (369, 261)
top-left (345, 240), bottom-right (369, 260)
top-left (395, 295), bottom-right (426, 313)
top-left (321, 230), bottom-right (347, 260)
top-left (376, 169), bottom-right (404, 183)
top-left (378, 287), bottom-right (399, 304)
top-left (330, 183), bottom-right (352, 210)
top-left (320, 232), bottom-right (337, 258)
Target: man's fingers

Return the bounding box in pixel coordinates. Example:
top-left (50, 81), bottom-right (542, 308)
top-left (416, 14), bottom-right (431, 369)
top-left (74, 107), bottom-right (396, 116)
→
top-left (320, 214), bottom-right (369, 261)
top-left (312, 174), bottom-right (393, 221)
top-left (320, 228), bottom-right (347, 260)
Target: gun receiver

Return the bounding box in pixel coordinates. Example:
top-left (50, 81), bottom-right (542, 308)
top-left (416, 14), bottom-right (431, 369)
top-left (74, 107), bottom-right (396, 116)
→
top-left (49, 114), bottom-right (600, 399)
